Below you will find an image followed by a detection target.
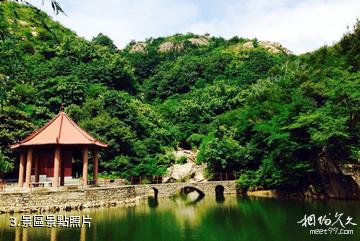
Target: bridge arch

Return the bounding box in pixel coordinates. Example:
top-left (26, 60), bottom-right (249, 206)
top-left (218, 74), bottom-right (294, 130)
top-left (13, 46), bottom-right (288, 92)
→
top-left (147, 187), bottom-right (159, 208)
top-left (151, 187), bottom-right (159, 198)
top-left (135, 181), bottom-right (237, 200)
top-left (177, 186), bottom-right (205, 204)
top-left (180, 186), bottom-right (205, 197)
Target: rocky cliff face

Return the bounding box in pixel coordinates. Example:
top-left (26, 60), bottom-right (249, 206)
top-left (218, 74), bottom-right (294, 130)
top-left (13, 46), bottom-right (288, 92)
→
top-left (341, 164), bottom-right (360, 186)
top-left (129, 35), bottom-right (211, 53)
top-left (158, 35), bottom-right (210, 52)
top-left (226, 40), bottom-right (290, 54)
top-left (129, 42), bottom-right (147, 53)
top-left (307, 152), bottom-right (360, 200)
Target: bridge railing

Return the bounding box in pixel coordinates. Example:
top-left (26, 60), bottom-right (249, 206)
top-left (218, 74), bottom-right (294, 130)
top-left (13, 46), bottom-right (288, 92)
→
top-left (129, 176), bottom-right (163, 185)
top-left (0, 179), bottom-right (6, 192)
top-left (209, 172), bottom-right (237, 181)
top-left (0, 173), bottom-right (238, 191)
top-left (124, 172), bottom-right (237, 185)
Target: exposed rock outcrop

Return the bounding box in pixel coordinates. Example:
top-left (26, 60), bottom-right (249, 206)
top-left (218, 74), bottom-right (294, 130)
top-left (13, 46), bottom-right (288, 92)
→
top-left (341, 164), bottom-right (360, 186)
top-left (129, 42), bottom-right (147, 53)
top-left (158, 35), bottom-right (210, 52)
top-left (242, 40), bottom-right (290, 54)
top-left (158, 41), bottom-right (184, 52)
top-left (163, 162), bottom-right (195, 182)
top-left (312, 151), bottom-right (360, 200)
top-left (187, 36), bottom-right (210, 46)
top-left (173, 148), bottom-right (197, 161)
top-left (162, 149), bottom-right (207, 183)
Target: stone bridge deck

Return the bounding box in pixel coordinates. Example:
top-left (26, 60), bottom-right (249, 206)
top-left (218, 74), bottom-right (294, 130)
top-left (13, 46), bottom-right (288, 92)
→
top-left (135, 181), bottom-right (237, 197)
top-left (0, 181), bottom-right (237, 213)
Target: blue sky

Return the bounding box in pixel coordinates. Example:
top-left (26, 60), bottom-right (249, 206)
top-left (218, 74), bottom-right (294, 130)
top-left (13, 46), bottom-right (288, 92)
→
top-left (32, 0), bottom-right (360, 54)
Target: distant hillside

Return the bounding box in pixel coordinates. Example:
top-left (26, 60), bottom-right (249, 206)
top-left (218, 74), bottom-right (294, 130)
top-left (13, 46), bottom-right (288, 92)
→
top-left (0, 1), bottom-right (74, 53)
top-left (1, 2), bottom-right (359, 198)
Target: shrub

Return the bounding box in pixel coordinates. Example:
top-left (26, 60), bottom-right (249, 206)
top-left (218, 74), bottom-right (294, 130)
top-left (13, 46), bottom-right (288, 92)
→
top-left (176, 156), bottom-right (188, 164)
top-left (186, 133), bottom-right (204, 149)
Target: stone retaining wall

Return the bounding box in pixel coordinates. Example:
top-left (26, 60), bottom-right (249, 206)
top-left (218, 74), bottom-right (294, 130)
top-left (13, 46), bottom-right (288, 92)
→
top-left (0, 181), bottom-right (237, 213)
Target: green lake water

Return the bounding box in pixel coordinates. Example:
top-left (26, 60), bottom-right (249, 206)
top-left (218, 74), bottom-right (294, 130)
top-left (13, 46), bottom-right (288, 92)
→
top-left (0, 195), bottom-right (359, 241)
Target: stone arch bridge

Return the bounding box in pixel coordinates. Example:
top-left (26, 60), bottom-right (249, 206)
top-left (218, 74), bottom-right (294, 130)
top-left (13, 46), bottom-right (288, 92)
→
top-left (0, 181), bottom-right (237, 213)
top-left (134, 180), bottom-right (237, 197)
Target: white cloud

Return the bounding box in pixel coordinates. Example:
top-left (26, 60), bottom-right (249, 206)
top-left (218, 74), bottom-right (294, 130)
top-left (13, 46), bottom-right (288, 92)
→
top-left (33, 0), bottom-right (200, 44)
top-left (33, 0), bottom-right (360, 54)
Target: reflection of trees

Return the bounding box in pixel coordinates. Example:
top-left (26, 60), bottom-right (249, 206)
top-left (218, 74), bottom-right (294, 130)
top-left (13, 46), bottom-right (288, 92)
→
top-left (1, 197), bottom-right (359, 241)
top-left (196, 197), bottom-right (286, 241)
top-left (195, 197), bottom-right (360, 241)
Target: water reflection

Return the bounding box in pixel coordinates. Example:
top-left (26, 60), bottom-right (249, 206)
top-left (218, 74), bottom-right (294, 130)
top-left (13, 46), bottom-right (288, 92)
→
top-left (79, 227), bottom-right (86, 241)
top-left (15, 228), bottom-right (20, 241)
top-left (148, 187), bottom-right (159, 208)
top-left (176, 187), bottom-right (205, 205)
top-left (1, 196), bottom-right (359, 241)
top-left (22, 228), bottom-right (27, 241)
top-left (50, 228), bottom-right (56, 241)
top-left (12, 228), bottom-right (29, 241)
top-left (186, 192), bottom-right (204, 205)
top-left (215, 185), bottom-right (225, 203)
top-left (9, 223), bottom-right (90, 241)
top-left (12, 228), bottom-right (56, 241)
top-left (147, 197), bottom-right (159, 208)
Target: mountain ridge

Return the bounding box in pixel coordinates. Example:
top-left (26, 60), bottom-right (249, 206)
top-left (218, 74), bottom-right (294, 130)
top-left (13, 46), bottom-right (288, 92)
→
top-left (1, 2), bottom-right (359, 198)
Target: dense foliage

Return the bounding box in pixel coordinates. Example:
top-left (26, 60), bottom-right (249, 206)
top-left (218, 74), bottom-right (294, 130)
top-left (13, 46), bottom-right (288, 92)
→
top-left (0, 2), bottom-right (359, 191)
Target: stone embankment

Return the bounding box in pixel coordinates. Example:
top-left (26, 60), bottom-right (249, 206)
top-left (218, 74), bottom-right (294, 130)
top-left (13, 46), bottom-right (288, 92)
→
top-left (0, 181), bottom-right (237, 213)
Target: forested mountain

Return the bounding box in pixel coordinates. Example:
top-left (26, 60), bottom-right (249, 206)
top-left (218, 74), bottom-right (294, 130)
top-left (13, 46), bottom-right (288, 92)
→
top-left (0, 2), bottom-right (359, 194)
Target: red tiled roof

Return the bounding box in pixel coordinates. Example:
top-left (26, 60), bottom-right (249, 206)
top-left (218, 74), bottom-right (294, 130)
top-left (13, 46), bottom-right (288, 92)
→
top-left (11, 112), bottom-right (108, 149)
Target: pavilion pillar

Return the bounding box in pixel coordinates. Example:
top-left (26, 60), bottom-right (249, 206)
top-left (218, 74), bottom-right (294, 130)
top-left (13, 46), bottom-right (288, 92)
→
top-left (93, 148), bottom-right (98, 185)
top-left (34, 156), bottom-right (39, 183)
top-left (18, 150), bottom-right (26, 187)
top-left (82, 147), bottom-right (88, 187)
top-left (53, 146), bottom-right (61, 188)
top-left (25, 148), bottom-right (33, 188)
top-left (60, 155), bottom-right (65, 186)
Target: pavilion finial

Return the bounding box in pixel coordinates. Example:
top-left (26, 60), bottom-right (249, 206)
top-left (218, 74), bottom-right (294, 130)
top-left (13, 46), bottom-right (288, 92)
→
top-left (60, 103), bottom-right (64, 112)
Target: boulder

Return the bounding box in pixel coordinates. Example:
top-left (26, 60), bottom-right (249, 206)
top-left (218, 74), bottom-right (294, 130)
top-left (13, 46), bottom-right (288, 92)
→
top-left (163, 162), bottom-right (195, 182)
top-left (163, 148), bottom-right (207, 183)
top-left (192, 164), bottom-right (206, 182)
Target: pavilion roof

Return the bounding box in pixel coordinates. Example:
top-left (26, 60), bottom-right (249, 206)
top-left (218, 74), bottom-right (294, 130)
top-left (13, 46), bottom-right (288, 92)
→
top-left (11, 111), bottom-right (108, 149)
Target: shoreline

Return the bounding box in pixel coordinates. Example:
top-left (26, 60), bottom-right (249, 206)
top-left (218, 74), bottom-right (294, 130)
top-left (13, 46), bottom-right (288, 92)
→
top-left (0, 181), bottom-right (237, 214)
top-left (1, 182), bottom-right (359, 214)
